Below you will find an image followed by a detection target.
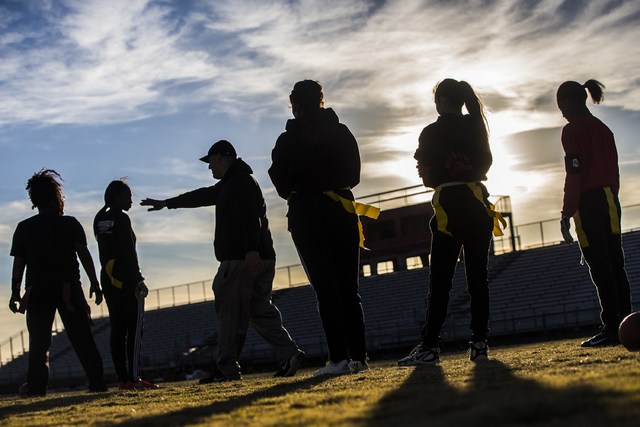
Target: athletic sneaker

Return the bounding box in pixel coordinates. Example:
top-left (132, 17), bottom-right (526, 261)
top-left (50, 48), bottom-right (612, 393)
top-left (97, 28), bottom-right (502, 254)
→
top-left (274, 351), bottom-right (305, 377)
top-left (468, 341), bottom-right (489, 362)
top-left (118, 381), bottom-right (132, 390)
top-left (130, 379), bottom-right (159, 389)
top-left (313, 359), bottom-right (351, 376)
top-left (580, 331), bottom-right (619, 347)
top-left (199, 369), bottom-right (240, 384)
top-left (398, 345), bottom-right (440, 366)
top-left (349, 359), bottom-right (370, 374)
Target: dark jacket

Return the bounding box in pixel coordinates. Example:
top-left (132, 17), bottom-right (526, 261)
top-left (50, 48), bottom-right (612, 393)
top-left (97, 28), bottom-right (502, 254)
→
top-left (94, 209), bottom-right (144, 286)
top-left (268, 108), bottom-right (360, 200)
top-left (165, 158), bottom-right (275, 261)
top-left (414, 113), bottom-right (492, 188)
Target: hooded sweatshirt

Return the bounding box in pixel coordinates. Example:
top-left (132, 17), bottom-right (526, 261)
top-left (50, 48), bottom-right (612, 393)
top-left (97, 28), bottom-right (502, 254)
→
top-left (269, 108), bottom-right (360, 200)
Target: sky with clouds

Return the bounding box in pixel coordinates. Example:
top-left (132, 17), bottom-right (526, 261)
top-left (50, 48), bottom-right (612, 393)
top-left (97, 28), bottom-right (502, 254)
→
top-left (1, 0), bottom-right (640, 339)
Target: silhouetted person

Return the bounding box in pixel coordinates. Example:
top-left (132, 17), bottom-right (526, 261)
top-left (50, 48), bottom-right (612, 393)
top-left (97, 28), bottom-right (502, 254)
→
top-left (269, 80), bottom-right (374, 376)
top-left (9, 169), bottom-right (107, 396)
top-left (141, 140), bottom-right (304, 382)
top-left (94, 179), bottom-right (157, 390)
top-left (399, 79), bottom-right (504, 366)
top-left (556, 79), bottom-right (633, 347)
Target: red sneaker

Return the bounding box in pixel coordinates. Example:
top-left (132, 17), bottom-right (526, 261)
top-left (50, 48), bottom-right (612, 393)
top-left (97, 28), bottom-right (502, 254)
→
top-left (118, 381), bottom-right (133, 390)
top-left (130, 379), bottom-right (159, 389)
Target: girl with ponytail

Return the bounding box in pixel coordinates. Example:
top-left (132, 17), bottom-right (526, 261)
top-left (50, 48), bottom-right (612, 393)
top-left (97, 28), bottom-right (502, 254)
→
top-left (94, 180), bottom-right (157, 389)
top-left (556, 79), bottom-right (632, 347)
top-left (399, 78), bottom-right (501, 366)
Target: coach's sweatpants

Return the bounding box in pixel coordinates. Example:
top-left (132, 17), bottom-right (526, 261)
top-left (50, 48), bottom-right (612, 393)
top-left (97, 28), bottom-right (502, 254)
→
top-left (421, 184), bottom-right (494, 347)
top-left (26, 283), bottom-right (106, 396)
top-left (213, 259), bottom-right (300, 379)
top-left (575, 187), bottom-right (633, 334)
top-left (102, 275), bottom-right (145, 383)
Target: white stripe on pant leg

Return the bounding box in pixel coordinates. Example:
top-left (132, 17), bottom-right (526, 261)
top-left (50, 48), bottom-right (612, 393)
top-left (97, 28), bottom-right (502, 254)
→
top-left (132, 297), bottom-right (145, 381)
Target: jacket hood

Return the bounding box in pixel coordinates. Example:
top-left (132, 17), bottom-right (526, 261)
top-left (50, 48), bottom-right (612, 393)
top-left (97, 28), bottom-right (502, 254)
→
top-left (222, 157), bottom-right (253, 181)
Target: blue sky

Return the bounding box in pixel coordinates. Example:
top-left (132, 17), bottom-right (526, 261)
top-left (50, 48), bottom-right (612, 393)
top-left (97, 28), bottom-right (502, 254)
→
top-left (2, 0), bottom-right (640, 338)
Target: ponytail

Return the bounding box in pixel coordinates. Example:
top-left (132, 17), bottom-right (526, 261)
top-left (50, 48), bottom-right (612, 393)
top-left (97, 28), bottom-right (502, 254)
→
top-left (583, 79), bottom-right (605, 104)
top-left (557, 79), bottom-right (605, 106)
top-left (434, 79), bottom-right (489, 151)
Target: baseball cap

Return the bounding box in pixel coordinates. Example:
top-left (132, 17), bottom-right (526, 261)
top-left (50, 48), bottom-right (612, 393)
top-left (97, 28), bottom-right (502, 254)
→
top-left (199, 140), bottom-right (237, 163)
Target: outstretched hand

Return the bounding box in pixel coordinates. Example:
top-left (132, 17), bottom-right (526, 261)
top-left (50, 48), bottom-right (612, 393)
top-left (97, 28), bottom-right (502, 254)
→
top-left (141, 198), bottom-right (167, 211)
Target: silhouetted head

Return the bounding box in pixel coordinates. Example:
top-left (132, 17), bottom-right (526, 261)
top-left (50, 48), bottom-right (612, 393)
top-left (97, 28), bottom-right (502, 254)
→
top-left (290, 80), bottom-right (324, 118)
top-left (556, 79), bottom-right (605, 122)
top-left (26, 169), bottom-right (65, 215)
top-left (199, 140), bottom-right (237, 180)
top-left (104, 179), bottom-right (132, 212)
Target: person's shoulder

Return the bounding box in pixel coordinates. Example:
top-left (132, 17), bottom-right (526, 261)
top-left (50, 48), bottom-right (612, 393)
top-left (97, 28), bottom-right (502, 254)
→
top-left (61, 215), bottom-right (82, 226)
top-left (419, 121), bottom-right (439, 138)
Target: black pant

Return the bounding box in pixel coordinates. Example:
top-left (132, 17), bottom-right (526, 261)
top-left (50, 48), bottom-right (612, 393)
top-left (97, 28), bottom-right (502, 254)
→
top-left (102, 273), bottom-right (145, 383)
top-left (26, 283), bottom-right (106, 395)
top-left (421, 184), bottom-right (494, 347)
top-left (576, 188), bottom-right (633, 333)
top-left (289, 192), bottom-right (366, 363)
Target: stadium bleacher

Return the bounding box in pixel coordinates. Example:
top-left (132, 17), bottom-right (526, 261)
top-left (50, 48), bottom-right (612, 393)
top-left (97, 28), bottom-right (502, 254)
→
top-left (1, 230), bottom-right (639, 392)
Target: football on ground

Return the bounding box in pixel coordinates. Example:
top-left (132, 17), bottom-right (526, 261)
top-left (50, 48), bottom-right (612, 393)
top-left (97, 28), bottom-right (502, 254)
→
top-left (619, 312), bottom-right (640, 351)
top-left (18, 382), bottom-right (28, 395)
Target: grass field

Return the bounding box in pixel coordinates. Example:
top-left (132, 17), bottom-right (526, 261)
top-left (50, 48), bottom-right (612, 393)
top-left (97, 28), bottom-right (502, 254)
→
top-left (1, 338), bottom-right (639, 426)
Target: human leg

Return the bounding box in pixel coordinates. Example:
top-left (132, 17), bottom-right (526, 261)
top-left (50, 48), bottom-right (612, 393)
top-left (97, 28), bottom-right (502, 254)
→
top-left (103, 281), bottom-right (129, 383)
top-left (212, 260), bottom-right (250, 379)
top-left (463, 216), bottom-right (493, 343)
top-left (577, 189), bottom-right (625, 334)
top-left (331, 219), bottom-right (366, 362)
top-left (292, 225), bottom-right (349, 362)
top-left (26, 303), bottom-right (56, 396)
top-left (421, 224), bottom-right (462, 347)
top-left (59, 284), bottom-right (107, 392)
top-left (125, 295), bottom-right (145, 382)
top-left (248, 260), bottom-right (301, 365)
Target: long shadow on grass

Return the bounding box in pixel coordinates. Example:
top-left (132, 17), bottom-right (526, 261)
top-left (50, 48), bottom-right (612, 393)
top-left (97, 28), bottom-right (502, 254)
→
top-left (113, 375), bottom-right (333, 427)
top-left (367, 359), bottom-right (637, 426)
top-left (0, 389), bottom-right (127, 418)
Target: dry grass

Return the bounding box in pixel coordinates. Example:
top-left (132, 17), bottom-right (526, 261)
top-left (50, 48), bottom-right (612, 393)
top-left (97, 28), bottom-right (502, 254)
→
top-left (1, 339), bottom-right (639, 426)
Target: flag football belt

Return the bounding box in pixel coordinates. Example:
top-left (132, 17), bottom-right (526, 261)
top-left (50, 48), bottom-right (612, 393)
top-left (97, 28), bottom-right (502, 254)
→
top-left (433, 182), bottom-right (506, 237)
top-left (323, 190), bottom-right (381, 248)
top-left (574, 187), bottom-right (620, 248)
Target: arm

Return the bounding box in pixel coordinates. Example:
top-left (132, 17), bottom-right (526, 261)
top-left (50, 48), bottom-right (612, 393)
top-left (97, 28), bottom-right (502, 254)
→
top-left (233, 175), bottom-right (263, 255)
top-left (141, 186), bottom-right (220, 211)
top-left (415, 126), bottom-right (436, 188)
top-left (268, 134), bottom-right (291, 200)
top-left (117, 214), bottom-right (145, 284)
top-left (9, 257), bottom-right (26, 313)
top-left (560, 126), bottom-right (581, 218)
top-left (341, 124), bottom-right (361, 189)
top-left (75, 242), bottom-right (103, 305)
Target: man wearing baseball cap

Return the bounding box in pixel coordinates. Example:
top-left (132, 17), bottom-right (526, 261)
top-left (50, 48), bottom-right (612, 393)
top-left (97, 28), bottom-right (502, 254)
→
top-left (141, 140), bottom-right (305, 382)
